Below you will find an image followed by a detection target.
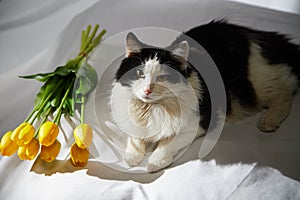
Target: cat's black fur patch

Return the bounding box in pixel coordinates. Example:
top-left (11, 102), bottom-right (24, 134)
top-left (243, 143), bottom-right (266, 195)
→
top-left (115, 48), bottom-right (188, 86)
top-left (116, 20), bottom-right (300, 131)
top-left (177, 20), bottom-right (300, 129)
top-left (248, 30), bottom-right (300, 80)
top-left (177, 20), bottom-right (258, 116)
top-left (115, 55), bottom-right (143, 87)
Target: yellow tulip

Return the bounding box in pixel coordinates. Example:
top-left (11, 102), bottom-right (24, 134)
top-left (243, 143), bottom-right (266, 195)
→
top-left (0, 131), bottom-right (18, 156)
top-left (11, 122), bottom-right (35, 146)
top-left (40, 140), bottom-right (61, 162)
top-left (17, 138), bottom-right (40, 160)
top-left (70, 143), bottom-right (89, 167)
top-left (18, 146), bottom-right (28, 160)
top-left (74, 124), bottom-right (93, 149)
top-left (38, 121), bottom-right (59, 147)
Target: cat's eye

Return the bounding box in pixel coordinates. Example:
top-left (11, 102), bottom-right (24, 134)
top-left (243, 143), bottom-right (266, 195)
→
top-left (136, 70), bottom-right (145, 78)
top-left (157, 75), bottom-right (167, 82)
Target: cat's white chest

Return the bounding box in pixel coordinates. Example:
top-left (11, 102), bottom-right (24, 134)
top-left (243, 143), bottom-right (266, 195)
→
top-left (111, 82), bottom-right (199, 142)
top-left (142, 104), bottom-right (182, 141)
top-left (111, 82), bottom-right (178, 140)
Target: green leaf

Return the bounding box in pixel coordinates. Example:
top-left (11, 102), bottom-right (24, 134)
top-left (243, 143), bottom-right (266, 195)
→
top-left (40, 101), bottom-right (52, 118)
top-left (54, 66), bottom-right (76, 76)
top-left (34, 76), bottom-right (62, 109)
top-left (63, 96), bottom-right (74, 116)
top-left (75, 61), bottom-right (98, 96)
top-left (50, 85), bottom-right (64, 108)
top-left (19, 64), bottom-right (77, 82)
top-left (65, 59), bottom-right (79, 69)
top-left (20, 71), bottom-right (55, 82)
top-left (34, 85), bottom-right (45, 109)
top-left (19, 25), bottom-right (106, 125)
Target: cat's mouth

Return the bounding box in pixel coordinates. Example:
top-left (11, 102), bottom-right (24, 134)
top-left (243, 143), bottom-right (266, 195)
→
top-left (138, 95), bottom-right (160, 103)
top-left (140, 96), bottom-right (155, 102)
top-left (134, 89), bottom-right (163, 103)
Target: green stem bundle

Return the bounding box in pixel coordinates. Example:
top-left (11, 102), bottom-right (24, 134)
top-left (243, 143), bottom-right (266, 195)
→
top-left (20, 24), bottom-right (106, 128)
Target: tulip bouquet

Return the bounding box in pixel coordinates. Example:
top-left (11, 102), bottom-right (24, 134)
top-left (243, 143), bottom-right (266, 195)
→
top-left (0, 25), bottom-right (106, 167)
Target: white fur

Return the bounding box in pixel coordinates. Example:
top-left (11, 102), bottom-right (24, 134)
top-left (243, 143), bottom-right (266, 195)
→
top-left (111, 57), bottom-right (201, 171)
top-left (111, 40), bottom-right (299, 171)
top-left (133, 56), bottom-right (163, 102)
top-left (124, 137), bottom-right (145, 166)
top-left (172, 41), bottom-right (190, 60)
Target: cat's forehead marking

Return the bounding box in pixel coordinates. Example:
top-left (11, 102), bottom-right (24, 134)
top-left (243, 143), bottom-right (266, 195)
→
top-left (144, 54), bottom-right (161, 73)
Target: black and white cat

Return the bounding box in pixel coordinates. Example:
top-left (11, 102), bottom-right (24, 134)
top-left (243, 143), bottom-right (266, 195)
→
top-left (110, 20), bottom-right (300, 172)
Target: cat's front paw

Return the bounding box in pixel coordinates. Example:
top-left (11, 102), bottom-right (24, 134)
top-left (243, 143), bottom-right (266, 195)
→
top-left (147, 149), bottom-right (173, 172)
top-left (258, 113), bottom-right (281, 132)
top-left (125, 152), bottom-right (144, 166)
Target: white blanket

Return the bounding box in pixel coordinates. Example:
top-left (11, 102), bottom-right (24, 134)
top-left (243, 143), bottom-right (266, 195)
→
top-left (1, 156), bottom-right (300, 200)
top-left (1, 0), bottom-right (300, 199)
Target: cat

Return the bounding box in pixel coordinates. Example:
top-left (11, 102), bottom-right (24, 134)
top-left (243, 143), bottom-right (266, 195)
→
top-left (110, 20), bottom-right (300, 172)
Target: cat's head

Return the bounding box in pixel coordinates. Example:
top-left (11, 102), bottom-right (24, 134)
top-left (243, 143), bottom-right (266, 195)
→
top-left (115, 32), bottom-right (190, 103)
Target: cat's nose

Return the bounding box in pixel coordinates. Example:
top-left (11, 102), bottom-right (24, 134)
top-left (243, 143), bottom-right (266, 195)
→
top-left (144, 88), bottom-right (152, 96)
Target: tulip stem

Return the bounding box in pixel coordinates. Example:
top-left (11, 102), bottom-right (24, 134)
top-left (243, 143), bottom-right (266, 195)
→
top-left (27, 83), bottom-right (60, 122)
top-left (27, 79), bottom-right (64, 125)
top-left (54, 109), bottom-right (63, 126)
top-left (80, 95), bottom-right (85, 124)
top-left (35, 107), bottom-right (52, 138)
top-left (24, 108), bottom-right (37, 123)
top-left (53, 78), bottom-right (75, 125)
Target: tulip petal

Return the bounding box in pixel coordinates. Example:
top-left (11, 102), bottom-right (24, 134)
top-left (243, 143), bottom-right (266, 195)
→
top-left (74, 124), bottom-right (93, 149)
top-left (17, 138), bottom-right (40, 160)
top-left (70, 143), bottom-right (89, 167)
top-left (40, 140), bottom-right (61, 162)
top-left (0, 131), bottom-right (18, 156)
top-left (11, 123), bottom-right (35, 146)
top-left (39, 122), bottom-right (59, 147)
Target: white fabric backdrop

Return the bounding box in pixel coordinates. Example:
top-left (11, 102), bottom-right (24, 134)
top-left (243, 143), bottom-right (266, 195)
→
top-left (1, 0), bottom-right (300, 199)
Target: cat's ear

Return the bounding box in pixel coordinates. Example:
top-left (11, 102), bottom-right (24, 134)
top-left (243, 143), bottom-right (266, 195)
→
top-left (126, 32), bottom-right (142, 56)
top-left (171, 41), bottom-right (189, 61)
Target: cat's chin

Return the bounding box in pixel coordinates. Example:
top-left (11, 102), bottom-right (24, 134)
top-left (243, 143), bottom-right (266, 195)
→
top-left (137, 96), bottom-right (159, 103)
top-left (139, 97), bottom-right (155, 103)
